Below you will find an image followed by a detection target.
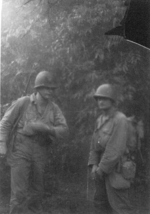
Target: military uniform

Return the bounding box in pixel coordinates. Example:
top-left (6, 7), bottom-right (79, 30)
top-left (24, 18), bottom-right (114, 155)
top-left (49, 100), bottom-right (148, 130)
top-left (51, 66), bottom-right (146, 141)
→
top-left (88, 109), bottom-right (134, 214)
top-left (0, 93), bottom-right (68, 214)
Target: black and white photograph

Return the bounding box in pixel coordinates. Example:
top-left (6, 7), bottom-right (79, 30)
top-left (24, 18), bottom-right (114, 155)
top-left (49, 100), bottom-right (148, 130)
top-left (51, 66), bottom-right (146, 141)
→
top-left (0, 0), bottom-right (150, 213)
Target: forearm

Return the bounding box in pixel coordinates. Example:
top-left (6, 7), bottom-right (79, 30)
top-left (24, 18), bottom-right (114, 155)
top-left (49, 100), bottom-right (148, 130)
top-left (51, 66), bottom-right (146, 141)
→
top-left (0, 98), bottom-right (23, 142)
top-left (97, 155), bottom-right (119, 174)
top-left (0, 119), bottom-right (13, 143)
top-left (25, 121), bottom-right (55, 136)
top-left (53, 124), bottom-right (68, 139)
top-left (0, 142), bottom-right (7, 155)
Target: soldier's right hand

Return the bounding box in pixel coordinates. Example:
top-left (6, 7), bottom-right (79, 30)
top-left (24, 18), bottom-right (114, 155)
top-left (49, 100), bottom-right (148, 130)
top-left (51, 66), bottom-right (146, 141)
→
top-left (23, 121), bottom-right (49, 135)
top-left (24, 121), bottom-right (53, 135)
top-left (0, 142), bottom-right (7, 156)
top-left (91, 165), bottom-right (98, 180)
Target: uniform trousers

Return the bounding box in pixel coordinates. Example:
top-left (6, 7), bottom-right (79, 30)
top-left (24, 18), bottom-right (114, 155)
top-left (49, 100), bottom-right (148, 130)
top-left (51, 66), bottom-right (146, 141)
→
top-left (8, 134), bottom-right (47, 214)
top-left (94, 174), bottom-right (135, 214)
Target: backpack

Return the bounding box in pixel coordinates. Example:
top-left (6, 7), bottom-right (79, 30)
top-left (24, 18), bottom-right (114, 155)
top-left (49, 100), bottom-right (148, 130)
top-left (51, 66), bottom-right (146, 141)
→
top-left (127, 116), bottom-right (144, 158)
top-left (118, 116), bottom-right (144, 183)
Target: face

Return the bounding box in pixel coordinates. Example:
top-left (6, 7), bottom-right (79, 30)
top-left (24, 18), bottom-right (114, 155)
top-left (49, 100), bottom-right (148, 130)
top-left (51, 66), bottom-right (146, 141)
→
top-left (97, 97), bottom-right (113, 111)
top-left (37, 87), bottom-right (55, 100)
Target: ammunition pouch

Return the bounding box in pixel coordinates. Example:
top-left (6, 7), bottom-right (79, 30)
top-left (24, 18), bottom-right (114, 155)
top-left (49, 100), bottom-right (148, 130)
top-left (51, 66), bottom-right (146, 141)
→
top-left (122, 160), bottom-right (136, 180)
top-left (109, 158), bottom-right (136, 189)
top-left (109, 171), bottom-right (131, 189)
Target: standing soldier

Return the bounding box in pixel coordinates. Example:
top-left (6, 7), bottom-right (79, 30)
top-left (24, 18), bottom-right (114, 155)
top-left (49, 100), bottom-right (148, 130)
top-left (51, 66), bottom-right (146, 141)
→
top-left (0, 70), bottom-right (68, 214)
top-left (88, 84), bottom-right (135, 214)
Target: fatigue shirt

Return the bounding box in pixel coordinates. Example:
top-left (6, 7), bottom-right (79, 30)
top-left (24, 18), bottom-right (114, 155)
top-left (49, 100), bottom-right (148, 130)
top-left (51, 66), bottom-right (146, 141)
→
top-left (88, 110), bottom-right (128, 174)
top-left (0, 93), bottom-right (68, 145)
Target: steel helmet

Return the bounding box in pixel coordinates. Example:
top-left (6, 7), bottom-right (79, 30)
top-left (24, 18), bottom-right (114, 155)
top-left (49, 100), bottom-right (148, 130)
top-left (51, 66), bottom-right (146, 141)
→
top-left (34, 71), bottom-right (57, 89)
top-left (94, 84), bottom-right (116, 102)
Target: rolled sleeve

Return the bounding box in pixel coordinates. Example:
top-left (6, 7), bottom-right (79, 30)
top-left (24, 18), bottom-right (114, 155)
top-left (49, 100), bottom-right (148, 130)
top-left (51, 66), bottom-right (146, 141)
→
top-left (0, 101), bottom-right (20, 143)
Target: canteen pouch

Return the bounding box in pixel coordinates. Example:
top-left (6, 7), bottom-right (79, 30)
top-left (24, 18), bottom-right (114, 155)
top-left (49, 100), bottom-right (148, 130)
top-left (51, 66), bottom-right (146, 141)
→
top-left (109, 170), bottom-right (131, 189)
top-left (122, 160), bottom-right (136, 180)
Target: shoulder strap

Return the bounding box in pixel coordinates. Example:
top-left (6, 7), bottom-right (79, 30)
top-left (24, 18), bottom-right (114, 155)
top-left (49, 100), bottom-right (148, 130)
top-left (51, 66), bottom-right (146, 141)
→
top-left (11, 96), bottom-right (30, 134)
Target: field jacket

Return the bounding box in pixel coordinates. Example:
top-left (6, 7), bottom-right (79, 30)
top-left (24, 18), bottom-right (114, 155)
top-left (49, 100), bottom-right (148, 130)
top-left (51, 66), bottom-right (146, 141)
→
top-left (0, 93), bottom-right (68, 146)
top-left (88, 110), bottom-right (128, 175)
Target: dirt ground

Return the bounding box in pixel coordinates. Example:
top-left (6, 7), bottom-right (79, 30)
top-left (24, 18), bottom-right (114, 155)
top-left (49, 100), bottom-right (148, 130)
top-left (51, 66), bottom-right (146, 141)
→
top-left (0, 178), bottom-right (149, 214)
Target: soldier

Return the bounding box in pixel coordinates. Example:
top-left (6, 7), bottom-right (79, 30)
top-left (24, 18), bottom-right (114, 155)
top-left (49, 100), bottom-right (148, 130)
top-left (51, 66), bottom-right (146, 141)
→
top-left (0, 70), bottom-right (68, 214)
top-left (88, 84), bottom-right (135, 214)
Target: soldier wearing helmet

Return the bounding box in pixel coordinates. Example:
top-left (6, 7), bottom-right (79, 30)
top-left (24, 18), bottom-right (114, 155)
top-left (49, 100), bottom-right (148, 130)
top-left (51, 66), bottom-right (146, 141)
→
top-left (0, 70), bottom-right (68, 214)
top-left (88, 84), bottom-right (134, 214)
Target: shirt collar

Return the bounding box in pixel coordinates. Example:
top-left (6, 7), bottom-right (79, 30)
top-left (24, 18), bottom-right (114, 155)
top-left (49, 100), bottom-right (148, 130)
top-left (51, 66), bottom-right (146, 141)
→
top-left (97, 107), bottom-right (117, 129)
top-left (30, 93), bottom-right (37, 104)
